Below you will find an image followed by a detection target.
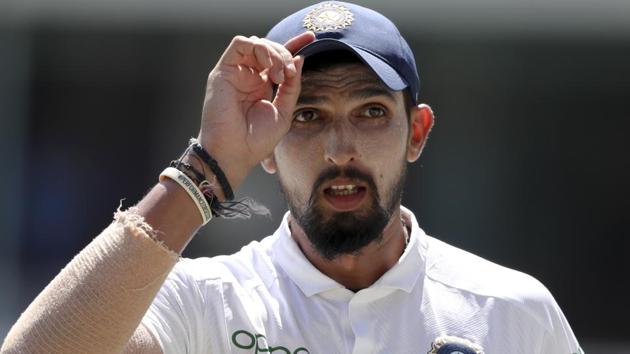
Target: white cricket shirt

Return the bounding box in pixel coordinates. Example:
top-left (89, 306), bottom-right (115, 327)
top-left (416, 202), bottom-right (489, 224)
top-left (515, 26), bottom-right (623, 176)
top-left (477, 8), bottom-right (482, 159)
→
top-left (142, 207), bottom-right (582, 354)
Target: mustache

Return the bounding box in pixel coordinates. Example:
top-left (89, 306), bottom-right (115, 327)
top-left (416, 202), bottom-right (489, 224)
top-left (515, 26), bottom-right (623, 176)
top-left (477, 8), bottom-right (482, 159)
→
top-left (310, 166), bottom-right (378, 201)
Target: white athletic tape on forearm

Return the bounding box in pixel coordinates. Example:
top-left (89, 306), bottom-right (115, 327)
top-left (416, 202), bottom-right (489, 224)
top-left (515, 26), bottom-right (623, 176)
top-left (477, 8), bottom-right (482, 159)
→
top-left (1, 208), bottom-right (179, 354)
top-left (160, 166), bottom-right (212, 225)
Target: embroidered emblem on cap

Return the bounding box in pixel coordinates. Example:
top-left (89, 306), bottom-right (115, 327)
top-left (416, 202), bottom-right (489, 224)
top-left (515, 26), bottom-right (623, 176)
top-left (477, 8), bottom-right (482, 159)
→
top-left (303, 2), bottom-right (354, 32)
top-left (428, 335), bottom-right (484, 354)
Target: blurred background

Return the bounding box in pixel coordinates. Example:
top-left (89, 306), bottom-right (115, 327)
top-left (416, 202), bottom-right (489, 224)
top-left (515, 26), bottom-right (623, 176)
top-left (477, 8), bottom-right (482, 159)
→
top-left (1, 0), bottom-right (628, 351)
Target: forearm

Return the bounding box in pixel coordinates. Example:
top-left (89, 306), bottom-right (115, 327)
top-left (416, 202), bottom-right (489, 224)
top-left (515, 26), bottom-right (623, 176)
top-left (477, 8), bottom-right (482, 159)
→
top-left (1, 29), bottom-right (311, 352)
top-left (1, 181), bottom-right (200, 353)
top-left (137, 178), bottom-right (206, 253)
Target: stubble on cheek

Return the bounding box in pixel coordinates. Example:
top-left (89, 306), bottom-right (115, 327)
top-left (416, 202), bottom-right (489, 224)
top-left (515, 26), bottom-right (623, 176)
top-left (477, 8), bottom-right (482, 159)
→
top-left (276, 167), bottom-right (311, 217)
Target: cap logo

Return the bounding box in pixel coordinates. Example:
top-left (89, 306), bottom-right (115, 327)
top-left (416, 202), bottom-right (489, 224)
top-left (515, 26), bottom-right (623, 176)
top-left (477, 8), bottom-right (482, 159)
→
top-left (428, 335), bottom-right (484, 354)
top-left (303, 2), bottom-right (354, 32)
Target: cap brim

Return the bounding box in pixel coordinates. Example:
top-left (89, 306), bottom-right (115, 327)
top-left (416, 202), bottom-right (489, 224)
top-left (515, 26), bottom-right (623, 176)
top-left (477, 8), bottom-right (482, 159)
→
top-left (296, 39), bottom-right (408, 91)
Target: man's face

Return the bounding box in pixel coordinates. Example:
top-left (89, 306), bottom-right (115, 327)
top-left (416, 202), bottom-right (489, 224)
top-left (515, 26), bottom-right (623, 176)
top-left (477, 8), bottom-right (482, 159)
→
top-left (268, 62), bottom-right (413, 259)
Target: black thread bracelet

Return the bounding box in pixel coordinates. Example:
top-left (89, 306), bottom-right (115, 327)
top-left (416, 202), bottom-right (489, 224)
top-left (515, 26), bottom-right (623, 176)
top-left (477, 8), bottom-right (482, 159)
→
top-left (169, 160), bottom-right (205, 184)
top-left (191, 142), bottom-right (234, 200)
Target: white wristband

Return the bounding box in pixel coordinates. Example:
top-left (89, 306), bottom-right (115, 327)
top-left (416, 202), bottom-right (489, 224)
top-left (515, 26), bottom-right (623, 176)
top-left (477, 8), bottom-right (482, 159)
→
top-left (159, 167), bottom-right (212, 224)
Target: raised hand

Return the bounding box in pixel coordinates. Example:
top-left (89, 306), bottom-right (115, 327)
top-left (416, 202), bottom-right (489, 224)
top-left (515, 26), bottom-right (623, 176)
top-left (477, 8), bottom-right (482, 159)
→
top-left (197, 32), bottom-right (316, 190)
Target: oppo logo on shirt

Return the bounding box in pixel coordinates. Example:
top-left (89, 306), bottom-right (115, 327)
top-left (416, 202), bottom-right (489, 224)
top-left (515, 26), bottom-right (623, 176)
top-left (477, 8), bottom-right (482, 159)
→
top-left (231, 329), bottom-right (310, 353)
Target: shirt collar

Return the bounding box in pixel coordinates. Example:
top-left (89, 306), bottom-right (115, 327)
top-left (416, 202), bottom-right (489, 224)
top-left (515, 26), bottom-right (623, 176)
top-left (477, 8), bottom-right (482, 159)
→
top-left (272, 206), bottom-right (428, 297)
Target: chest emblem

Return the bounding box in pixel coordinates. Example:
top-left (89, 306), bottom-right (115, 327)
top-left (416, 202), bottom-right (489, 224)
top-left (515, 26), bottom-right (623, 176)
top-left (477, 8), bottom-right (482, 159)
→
top-left (303, 2), bottom-right (354, 32)
top-left (428, 335), bottom-right (484, 354)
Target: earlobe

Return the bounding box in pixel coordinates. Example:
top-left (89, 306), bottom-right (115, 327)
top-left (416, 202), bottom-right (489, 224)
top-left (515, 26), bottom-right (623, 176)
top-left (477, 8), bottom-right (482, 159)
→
top-left (407, 104), bottom-right (434, 162)
top-left (261, 154), bottom-right (277, 174)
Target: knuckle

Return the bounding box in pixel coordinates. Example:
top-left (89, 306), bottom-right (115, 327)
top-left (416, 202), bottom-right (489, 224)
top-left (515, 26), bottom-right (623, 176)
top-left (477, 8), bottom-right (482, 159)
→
top-left (231, 35), bottom-right (248, 45)
top-left (271, 48), bottom-right (288, 62)
top-left (252, 41), bottom-right (267, 51)
top-left (282, 51), bottom-right (293, 62)
top-left (272, 45), bottom-right (293, 62)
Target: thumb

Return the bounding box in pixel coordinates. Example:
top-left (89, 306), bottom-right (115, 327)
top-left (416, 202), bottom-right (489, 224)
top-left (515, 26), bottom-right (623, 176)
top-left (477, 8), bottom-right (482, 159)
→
top-left (272, 56), bottom-right (305, 126)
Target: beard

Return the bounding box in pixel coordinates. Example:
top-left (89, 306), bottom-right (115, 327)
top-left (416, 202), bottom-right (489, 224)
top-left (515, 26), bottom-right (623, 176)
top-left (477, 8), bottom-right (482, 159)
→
top-left (280, 163), bottom-right (407, 260)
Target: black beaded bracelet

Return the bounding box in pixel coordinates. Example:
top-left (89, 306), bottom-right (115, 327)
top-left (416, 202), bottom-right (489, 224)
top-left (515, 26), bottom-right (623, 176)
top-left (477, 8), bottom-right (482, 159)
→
top-left (191, 142), bottom-right (234, 201)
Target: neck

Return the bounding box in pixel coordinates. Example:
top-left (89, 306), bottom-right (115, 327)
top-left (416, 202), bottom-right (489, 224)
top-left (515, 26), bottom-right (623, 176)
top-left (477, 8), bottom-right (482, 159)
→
top-left (288, 207), bottom-right (409, 291)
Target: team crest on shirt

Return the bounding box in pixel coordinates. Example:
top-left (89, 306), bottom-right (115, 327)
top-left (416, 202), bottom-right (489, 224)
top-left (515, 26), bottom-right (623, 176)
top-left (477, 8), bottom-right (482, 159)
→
top-left (428, 335), bottom-right (484, 354)
top-left (303, 2), bottom-right (354, 32)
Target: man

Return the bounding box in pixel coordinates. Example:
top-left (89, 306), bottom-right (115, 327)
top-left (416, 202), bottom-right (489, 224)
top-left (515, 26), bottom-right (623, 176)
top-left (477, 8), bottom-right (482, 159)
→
top-left (2, 2), bottom-right (582, 353)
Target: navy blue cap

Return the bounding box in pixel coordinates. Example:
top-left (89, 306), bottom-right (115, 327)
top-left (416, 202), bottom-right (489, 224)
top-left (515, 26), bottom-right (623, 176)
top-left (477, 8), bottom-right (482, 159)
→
top-left (266, 1), bottom-right (420, 104)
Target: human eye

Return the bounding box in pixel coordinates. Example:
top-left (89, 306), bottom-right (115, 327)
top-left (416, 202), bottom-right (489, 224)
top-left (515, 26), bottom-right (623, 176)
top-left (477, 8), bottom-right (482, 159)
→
top-left (293, 109), bottom-right (320, 123)
top-left (360, 105), bottom-right (387, 118)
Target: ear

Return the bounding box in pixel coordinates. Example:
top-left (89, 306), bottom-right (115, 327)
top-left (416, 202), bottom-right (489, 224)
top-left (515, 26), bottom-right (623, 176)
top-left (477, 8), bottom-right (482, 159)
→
top-left (261, 153), bottom-right (277, 174)
top-left (406, 103), bottom-right (434, 163)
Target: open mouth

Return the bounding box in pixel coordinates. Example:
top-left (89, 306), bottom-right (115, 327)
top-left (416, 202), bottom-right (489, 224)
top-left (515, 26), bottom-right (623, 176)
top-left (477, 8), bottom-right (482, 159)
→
top-left (323, 184), bottom-right (368, 211)
top-left (325, 184), bottom-right (365, 196)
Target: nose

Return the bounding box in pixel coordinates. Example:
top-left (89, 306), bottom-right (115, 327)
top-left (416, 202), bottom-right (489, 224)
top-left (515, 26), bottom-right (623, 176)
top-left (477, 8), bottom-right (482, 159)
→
top-left (324, 121), bottom-right (360, 166)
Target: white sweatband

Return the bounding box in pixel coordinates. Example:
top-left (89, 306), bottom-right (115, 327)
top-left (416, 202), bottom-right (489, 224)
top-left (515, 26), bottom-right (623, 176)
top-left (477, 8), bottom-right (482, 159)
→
top-left (159, 166), bottom-right (212, 224)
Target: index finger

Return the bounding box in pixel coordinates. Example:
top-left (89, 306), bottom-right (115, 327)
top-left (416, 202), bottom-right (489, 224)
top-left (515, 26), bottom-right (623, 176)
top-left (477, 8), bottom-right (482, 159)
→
top-left (283, 31), bottom-right (316, 54)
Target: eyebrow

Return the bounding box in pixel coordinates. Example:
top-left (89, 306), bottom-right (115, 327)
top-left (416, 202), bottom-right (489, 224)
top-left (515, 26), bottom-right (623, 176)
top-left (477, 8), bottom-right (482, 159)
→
top-left (297, 85), bottom-right (397, 106)
top-left (349, 86), bottom-right (396, 101)
top-left (296, 95), bottom-right (329, 106)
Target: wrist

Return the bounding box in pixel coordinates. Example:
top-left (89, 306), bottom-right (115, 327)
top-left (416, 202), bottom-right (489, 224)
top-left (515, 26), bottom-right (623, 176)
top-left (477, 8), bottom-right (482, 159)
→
top-left (196, 137), bottom-right (252, 192)
top-left (159, 167), bottom-right (213, 224)
top-left (180, 153), bottom-right (227, 201)
top-left (136, 180), bottom-right (202, 253)
top-left (191, 138), bottom-right (245, 201)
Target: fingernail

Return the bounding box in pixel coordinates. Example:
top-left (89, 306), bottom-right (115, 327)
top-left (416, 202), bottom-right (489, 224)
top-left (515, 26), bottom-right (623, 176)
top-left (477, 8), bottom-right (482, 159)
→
top-left (277, 69), bottom-right (285, 82)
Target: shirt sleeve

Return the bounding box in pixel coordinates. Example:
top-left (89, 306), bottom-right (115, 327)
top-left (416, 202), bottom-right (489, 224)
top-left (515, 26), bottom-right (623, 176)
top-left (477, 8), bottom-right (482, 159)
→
top-left (538, 296), bottom-right (583, 354)
top-left (141, 261), bottom-right (210, 354)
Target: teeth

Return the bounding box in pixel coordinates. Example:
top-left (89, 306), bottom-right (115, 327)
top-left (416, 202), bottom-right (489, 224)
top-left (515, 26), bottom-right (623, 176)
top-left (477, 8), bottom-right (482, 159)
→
top-left (329, 185), bottom-right (359, 196)
top-left (330, 185), bottom-right (356, 190)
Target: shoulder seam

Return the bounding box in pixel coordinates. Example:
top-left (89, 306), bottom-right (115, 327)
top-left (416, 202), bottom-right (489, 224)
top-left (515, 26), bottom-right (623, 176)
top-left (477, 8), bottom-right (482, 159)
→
top-left (424, 237), bottom-right (555, 333)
